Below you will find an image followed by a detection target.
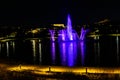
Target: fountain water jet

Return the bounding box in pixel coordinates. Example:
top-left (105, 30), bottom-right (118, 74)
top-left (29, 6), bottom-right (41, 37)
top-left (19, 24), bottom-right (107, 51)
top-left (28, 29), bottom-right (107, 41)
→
top-left (80, 27), bottom-right (89, 40)
top-left (58, 14), bottom-right (79, 41)
top-left (66, 14), bottom-right (73, 40)
top-left (49, 30), bottom-right (55, 41)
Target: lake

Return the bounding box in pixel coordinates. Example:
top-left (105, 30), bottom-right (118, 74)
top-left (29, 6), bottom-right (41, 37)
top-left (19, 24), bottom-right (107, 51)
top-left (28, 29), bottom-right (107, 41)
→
top-left (0, 36), bottom-right (119, 67)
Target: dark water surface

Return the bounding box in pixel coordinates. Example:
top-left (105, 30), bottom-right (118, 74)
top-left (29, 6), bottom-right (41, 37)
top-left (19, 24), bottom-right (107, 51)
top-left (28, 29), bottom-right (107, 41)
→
top-left (0, 36), bottom-right (119, 67)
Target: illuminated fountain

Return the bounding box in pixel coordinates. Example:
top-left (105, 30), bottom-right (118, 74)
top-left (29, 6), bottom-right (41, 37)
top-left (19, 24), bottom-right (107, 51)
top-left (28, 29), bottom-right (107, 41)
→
top-left (49, 14), bottom-right (88, 41)
top-left (80, 27), bottom-right (89, 40)
top-left (49, 30), bottom-right (55, 41)
top-left (58, 14), bottom-right (79, 41)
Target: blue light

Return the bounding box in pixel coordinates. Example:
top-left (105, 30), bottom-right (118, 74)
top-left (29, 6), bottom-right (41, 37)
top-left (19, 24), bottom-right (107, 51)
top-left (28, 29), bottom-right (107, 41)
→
top-left (51, 42), bottom-right (56, 64)
top-left (59, 42), bottom-right (66, 65)
top-left (49, 30), bottom-right (55, 41)
top-left (80, 27), bottom-right (88, 40)
top-left (80, 41), bottom-right (86, 66)
top-left (67, 14), bottom-right (73, 40)
top-left (59, 42), bottom-right (77, 67)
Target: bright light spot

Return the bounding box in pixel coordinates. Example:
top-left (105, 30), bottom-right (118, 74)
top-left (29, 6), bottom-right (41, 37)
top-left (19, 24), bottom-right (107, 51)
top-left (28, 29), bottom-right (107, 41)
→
top-left (52, 24), bottom-right (65, 28)
top-left (31, 30), bottom-right (38, 34)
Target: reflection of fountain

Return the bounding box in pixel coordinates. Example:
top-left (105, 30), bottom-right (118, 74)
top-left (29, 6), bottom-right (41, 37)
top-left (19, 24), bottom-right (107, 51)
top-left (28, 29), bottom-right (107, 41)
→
top-left (60, 42), bottom-right (66, 66)
top-left (49, 14), bottom-right (88, 41)
top-left (51, 42), bottom-right (56, 64)
top-left (59, 42), bottom-right (77, 67)
top-left (80, 41), bottom-right (86, 66)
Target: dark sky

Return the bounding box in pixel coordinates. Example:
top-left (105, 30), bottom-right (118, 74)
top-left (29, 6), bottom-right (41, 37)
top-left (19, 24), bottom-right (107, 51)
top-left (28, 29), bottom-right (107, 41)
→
top-left (0, 0), bottom-right (120, 25)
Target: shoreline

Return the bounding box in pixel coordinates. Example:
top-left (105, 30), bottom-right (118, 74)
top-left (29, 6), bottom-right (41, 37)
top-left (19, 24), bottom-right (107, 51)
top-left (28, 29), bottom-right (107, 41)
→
top-left (0, 59), bottom-right (120, 74)
top-left (1, 61), bottom-right (120, 80)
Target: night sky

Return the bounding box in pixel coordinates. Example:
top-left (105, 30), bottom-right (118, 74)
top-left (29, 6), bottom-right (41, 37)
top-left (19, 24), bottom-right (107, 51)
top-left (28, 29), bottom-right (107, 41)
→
top-left (0, 0), bottom-right (120, 25)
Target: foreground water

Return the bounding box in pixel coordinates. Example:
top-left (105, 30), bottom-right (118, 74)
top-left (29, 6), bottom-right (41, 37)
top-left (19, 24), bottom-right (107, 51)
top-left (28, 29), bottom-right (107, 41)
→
top-left (0, 36), bottom-right (119, 67)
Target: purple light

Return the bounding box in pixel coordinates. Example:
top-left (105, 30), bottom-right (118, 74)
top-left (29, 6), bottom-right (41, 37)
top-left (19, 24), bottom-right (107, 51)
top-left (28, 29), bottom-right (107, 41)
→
top-left (59, 42), bottom-right (77, 67)
top-left (58, 14), bottom-right (79, 41)
top-left (58, 30), bottom-right (66, 41)
top-left (80, 27), bottom-right (89, 40)
top-left (67, 14), bottom-right (73, 40)
top-left (49, 30), bottom-right (55, 41)
top-left (67, 42), bottom-right (74, 66)
top-left (51, 42), bottom-right (56, 64)
top-left (59, 42), bottom-right (66, 65)
top-left (80, 41), bottom-right (86, 66)
top-left (61, 30), bottom-right (66, 41)
top-left (49, 14), bottom-right (89, 41)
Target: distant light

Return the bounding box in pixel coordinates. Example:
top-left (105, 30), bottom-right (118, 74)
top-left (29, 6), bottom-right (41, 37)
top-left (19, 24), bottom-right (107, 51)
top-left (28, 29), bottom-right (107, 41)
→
top-left (95, 19), bottom-right (110, 24)
top-left (52, 24), bottom-right (65, 28)
top-left (95, 30), bottom-right (99, 32)
top-left (31, 30), bottom-right (38, 34)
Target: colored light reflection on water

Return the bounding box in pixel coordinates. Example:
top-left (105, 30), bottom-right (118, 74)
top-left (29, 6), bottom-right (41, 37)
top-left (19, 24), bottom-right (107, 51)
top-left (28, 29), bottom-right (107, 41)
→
top-left (59, 41), bottom-right (85, 66)
top-left (80, 41), bottom-right (86, 66)
top-left (51, 42), bottom-right (56, 64)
